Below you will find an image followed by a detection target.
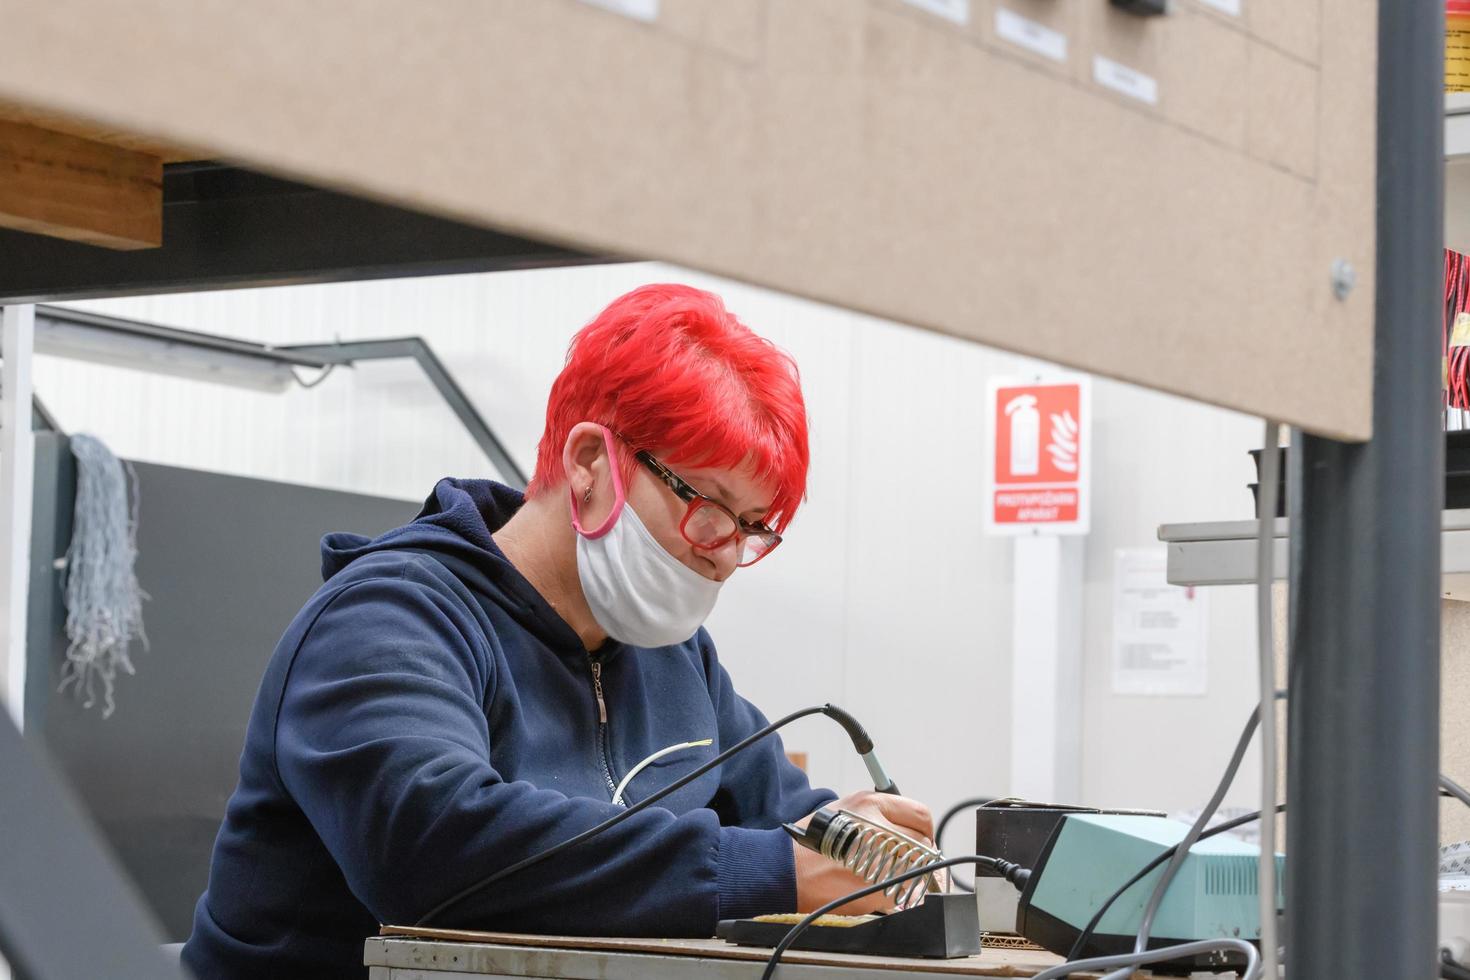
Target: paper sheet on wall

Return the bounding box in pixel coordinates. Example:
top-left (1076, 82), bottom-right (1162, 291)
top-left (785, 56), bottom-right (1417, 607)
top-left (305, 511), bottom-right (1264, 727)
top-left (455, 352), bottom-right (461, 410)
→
top-left (1112, 547), bottom-right (1208, 696)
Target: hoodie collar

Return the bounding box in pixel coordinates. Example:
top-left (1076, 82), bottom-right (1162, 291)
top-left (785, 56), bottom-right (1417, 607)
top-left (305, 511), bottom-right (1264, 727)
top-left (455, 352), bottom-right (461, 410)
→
top-left (320, 478), bottom-right (614, 658)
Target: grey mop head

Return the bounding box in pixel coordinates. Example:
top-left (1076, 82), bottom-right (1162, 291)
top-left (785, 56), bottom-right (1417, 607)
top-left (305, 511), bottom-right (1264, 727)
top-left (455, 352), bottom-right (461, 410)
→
top-left (57, 434), bottom-right (148, 718)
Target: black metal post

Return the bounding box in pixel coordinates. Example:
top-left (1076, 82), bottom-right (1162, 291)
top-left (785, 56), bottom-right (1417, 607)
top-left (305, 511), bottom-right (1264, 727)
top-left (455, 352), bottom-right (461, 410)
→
top-left (1286, 1), bottom-right (1444, 977)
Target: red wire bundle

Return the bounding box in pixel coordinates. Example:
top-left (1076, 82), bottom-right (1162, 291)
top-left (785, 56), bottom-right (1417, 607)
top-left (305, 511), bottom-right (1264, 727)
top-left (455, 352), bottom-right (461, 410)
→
top-left (1447, 249), bottom-right (1470, 411)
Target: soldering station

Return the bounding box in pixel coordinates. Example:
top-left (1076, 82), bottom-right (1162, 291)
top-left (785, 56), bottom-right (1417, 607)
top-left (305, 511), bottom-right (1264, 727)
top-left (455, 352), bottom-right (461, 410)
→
top-left (402, 700), bottom-right (1292, 979)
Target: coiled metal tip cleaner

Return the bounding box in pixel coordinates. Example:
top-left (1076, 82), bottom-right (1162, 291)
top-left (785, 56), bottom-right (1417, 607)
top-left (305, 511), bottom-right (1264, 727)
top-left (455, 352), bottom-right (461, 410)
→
top-left (784, 807), bottom-right (944, 910)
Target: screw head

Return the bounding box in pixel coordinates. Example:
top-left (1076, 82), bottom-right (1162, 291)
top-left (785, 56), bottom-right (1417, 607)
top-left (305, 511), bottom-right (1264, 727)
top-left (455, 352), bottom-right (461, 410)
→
top-left (1331, 259), bottom-right (1357, 301)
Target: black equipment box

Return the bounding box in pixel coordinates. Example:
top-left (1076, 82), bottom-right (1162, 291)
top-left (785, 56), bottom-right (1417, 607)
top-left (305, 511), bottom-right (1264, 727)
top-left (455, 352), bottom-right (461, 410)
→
top-left (975, 801), bottom-right (1165, 883)
top-left (1250, 431), bottom-right (1470, 517)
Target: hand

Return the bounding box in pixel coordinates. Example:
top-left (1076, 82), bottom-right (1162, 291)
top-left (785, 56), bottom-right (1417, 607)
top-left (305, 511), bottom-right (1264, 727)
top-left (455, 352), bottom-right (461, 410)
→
top-left (791, 790), bottom-right (937, 915)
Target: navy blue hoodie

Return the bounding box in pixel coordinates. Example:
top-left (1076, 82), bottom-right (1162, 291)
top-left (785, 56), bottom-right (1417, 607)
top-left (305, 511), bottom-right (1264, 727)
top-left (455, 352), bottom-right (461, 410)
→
top-left (182, 479), bottom-right (834, 979)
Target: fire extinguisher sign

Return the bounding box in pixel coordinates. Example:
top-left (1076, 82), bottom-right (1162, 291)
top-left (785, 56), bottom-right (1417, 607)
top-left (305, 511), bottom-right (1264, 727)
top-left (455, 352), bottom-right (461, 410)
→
top-left (984, 377), bottom-right (1091, 535)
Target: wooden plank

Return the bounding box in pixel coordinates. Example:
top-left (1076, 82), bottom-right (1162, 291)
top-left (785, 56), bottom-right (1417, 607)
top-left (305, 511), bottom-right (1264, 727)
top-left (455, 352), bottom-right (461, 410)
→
top-left (373, 929), bottom-right (1102, 977)
top-left (0, 119), bottom-right (161, 250)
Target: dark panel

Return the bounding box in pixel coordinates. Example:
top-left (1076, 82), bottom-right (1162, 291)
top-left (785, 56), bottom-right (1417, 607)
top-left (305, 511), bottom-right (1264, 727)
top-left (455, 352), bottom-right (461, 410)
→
top-left (23, 434), bottom-right (74, 734)
top-left (34, 448), bottom-right (417, 939)
top-left (0, 709), bottom-right (185, 980)
top-left (0, 164), bottom-right (623, 305)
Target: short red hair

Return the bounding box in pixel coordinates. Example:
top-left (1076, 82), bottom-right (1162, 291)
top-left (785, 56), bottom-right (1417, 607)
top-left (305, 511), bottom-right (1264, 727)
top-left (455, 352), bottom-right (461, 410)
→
top-left (527, 284), bottom-right (809, 532)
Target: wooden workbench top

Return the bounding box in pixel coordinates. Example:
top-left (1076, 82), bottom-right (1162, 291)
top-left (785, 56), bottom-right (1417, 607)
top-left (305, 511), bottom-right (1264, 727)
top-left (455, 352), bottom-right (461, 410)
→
top-left (375, 926), bottom-right (1105, 977)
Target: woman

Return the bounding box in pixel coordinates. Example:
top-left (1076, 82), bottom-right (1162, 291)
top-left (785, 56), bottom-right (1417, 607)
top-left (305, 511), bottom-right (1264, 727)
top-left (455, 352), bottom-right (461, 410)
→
top-left (183, 283), bottom-right (936, 980)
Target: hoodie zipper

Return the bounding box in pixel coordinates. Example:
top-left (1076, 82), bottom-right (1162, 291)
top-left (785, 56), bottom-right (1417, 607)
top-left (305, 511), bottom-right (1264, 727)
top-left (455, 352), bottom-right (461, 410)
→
top-left (589, 655), bottom-right (623, 805)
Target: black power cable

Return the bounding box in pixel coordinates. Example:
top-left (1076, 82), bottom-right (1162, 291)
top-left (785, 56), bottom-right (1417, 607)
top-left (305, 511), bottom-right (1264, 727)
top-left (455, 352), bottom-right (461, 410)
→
top-left (416, 703), bottom-right (885, 926)
top-left (933, 796), bottom-right (997, 893)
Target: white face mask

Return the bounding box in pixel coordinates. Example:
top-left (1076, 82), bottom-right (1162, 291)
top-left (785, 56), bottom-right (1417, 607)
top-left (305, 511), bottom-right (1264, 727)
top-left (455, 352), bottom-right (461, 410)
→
top-left (570, 426), bottom-right (724, 647)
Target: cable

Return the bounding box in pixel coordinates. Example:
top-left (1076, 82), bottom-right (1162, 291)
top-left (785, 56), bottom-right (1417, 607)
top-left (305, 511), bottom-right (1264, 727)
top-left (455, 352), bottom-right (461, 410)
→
top-left (759, 854), bottom-right (1029, 980)
top-left (1031, 938), bottom-right (1261, 980)
top-left (1093, 701), bottom-right (1261, 980)
top-left (290, 362), bottom-right (337, 388)
top-left (933, 796), bottom-right (999, 892)
top-left (1071, 784), bottom-right (1469, 963)
top-left (415, 703), bottom-right (885, 926)
top-left (612, 739), bottom-right (712, 806)
top-left (1253, 420), bottom-right (1281, 980)
top-left (1067, 778), bottom-right (1469, 968)
top-left (1096, 423), bottom-right (1284, 979)
top-left (1446, 774), bottom-right (1470, 810)
top-left (1445, 949), bottom-right (1470, 980)
top-left (773, 766), bottom-right (1467, 978)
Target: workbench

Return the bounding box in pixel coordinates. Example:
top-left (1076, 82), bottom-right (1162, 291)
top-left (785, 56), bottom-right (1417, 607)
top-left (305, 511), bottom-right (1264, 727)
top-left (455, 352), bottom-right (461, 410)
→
top-left (363, 929), bottom-right (1110, 980)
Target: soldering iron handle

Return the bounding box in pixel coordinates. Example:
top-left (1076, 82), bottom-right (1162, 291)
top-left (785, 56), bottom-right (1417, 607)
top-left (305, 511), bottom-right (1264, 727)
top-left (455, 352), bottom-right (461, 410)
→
top-left (820, 703), bottom-right (899, 794)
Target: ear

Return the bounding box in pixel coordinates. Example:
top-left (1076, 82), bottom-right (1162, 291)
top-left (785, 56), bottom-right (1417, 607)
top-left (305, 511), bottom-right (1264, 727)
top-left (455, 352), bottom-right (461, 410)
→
top-left (562, 422), bottom-right (612, 495)
top-left (563, 423), bottom-right (627, 537)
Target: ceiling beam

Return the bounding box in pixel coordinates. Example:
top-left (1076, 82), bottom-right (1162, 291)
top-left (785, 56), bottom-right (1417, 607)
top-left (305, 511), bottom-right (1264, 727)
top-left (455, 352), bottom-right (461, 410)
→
top-left (0, 164), bottom-right (620, 305)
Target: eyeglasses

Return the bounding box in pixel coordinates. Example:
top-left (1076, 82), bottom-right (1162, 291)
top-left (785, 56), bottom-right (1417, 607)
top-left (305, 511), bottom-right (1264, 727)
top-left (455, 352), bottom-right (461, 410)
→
top-left (633, 450), bottom-right (782, 567)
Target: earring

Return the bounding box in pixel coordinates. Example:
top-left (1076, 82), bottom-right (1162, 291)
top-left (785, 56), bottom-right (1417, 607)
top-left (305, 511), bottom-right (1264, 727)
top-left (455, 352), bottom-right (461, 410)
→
top-left (583, 486), bottom-right (594, 504)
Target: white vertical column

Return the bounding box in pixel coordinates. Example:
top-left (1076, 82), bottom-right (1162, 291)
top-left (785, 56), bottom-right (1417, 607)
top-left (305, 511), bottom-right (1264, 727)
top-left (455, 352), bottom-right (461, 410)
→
top-left (0, 304), bottom-right (35, 732)
top-left (1009, 533), bottom-right (1084, 802)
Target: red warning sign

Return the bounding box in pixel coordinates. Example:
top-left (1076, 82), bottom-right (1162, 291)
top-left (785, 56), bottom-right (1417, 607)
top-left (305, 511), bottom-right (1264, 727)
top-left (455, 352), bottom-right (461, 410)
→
top-left (986, 378), bottom-right (1090, 534)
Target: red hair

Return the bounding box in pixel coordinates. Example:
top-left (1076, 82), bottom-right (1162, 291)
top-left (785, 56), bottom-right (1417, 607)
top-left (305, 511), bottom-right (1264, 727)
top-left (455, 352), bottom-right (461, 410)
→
top-left (527, 284), bottom-right (809, 532)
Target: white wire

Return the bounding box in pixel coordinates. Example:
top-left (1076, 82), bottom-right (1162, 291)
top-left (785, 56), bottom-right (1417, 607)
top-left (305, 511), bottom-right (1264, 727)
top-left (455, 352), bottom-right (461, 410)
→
top-left (611, 738), bottom-right (712, 805)
top-left (1255, 421), bottom-right (1281, 980)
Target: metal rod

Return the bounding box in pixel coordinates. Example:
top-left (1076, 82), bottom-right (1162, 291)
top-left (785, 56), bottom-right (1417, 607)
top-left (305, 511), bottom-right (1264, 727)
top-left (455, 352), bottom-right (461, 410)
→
top-left (1285, 1), bottom-right (1444, 976)
top-left (20, 306), bottom-right (528, 487)
top-left (34, 304), bottom-right (330, 369)
top-left (283, 338), bottom-right (528, 489)
top-left (0, 306), bottom-right (33, 732)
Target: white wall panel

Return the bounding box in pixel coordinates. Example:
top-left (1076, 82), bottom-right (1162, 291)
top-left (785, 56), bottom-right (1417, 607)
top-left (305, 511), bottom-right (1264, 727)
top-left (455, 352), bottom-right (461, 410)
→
top-left (33, 262), bottom-right (1262, 836)
top-left (1079, 383), bottom-right (1259, 814)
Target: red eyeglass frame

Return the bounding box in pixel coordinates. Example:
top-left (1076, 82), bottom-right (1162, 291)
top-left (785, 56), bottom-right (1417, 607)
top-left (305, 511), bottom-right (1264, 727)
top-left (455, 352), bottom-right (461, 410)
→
top-left (632, 449), bottom-right (782, 567)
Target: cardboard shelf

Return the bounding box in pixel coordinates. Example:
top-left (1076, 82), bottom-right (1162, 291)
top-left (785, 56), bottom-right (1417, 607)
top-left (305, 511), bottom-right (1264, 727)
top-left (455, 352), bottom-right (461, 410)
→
top-left (1157, 510), bottom-right (1470, 601)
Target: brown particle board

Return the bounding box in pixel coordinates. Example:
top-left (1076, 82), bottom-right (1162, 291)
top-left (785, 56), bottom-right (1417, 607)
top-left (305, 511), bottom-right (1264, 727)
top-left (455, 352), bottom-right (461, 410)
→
top-left (0, 0), bottom-right (1377, 437)
top-left (1247, 40), bottom-right (1320, 180)
top-left (1079, 0), bottom-right (1164, 96)
top-left (0, 100), bottom-right (199, 163)
top-left (981, 1), bottom-right (1080, 77)
top-left (1248, 0), bottom-right (1321, 68)
top-left (1443, 600), bottom-right (1470, 845)
top-left (1160, 6), bottom-right (1250, 150)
